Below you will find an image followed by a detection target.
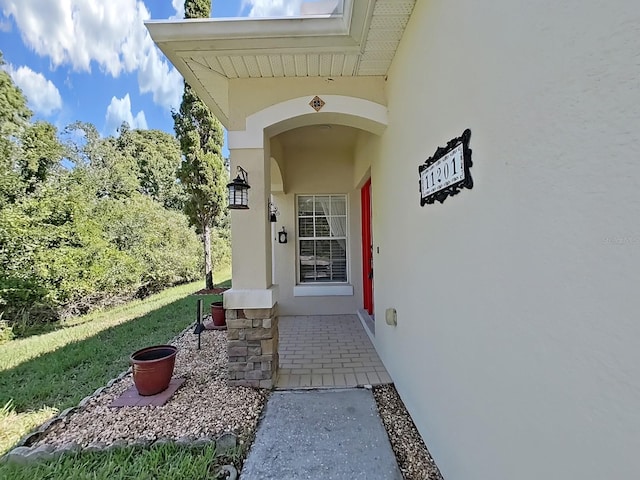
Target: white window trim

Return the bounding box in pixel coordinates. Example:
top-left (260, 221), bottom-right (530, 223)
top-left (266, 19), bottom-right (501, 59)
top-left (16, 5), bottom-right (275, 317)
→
top-left (296, 193), bottom-right (350, 285)
top-left (293, 284), bottom-right (354, 297)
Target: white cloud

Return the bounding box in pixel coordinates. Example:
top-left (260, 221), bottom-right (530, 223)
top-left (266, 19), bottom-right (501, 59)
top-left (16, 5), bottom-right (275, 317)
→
top-left (5, 64), bottom-right (62, 115)
top-left (105, 94), bottom-right (148, 135)
top-left (169, 0), bottom-right (184, 20)
top-left (0, 17), bottom-right (11, 32)
top-left (242, 0), bottom-right (303, 17)
top-left (131, 36), bottom-right (183, 110)
top-left (0, 0), bottom-right (182, 111)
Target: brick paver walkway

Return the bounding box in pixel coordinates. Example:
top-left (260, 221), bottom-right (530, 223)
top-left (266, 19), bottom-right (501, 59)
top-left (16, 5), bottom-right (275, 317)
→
top-left (277, 315), bottom-right (392, 388)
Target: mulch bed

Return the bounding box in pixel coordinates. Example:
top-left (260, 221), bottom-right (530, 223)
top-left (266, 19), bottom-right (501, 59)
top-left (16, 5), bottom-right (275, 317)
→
top-left (373, 384), bottom-right (444, 480)
top-left (32, 328), bottom-right (267, 449)
top-left (193, 288), bottom-right (229, 295)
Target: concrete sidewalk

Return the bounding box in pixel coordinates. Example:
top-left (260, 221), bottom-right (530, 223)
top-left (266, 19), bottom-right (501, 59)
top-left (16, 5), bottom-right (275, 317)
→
top-left (240, 388), bottom-right (403, 480)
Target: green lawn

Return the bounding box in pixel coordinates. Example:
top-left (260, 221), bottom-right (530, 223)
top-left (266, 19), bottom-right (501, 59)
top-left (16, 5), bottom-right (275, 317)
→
top-left (0, 443), bottom-right (239, 480)
top-left (0, 270), bottom-right (230, 458)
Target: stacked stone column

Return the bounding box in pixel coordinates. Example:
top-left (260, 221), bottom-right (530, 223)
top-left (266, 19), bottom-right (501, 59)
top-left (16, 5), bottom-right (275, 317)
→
top-left (226, 306), bottom-right (278, 388)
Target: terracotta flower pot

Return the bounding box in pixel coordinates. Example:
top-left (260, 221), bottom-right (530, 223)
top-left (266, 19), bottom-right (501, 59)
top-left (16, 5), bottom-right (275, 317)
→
top-left (130, 345), bottom-right (177, 396)
top-left (211, 301), bottom-right (226, 327)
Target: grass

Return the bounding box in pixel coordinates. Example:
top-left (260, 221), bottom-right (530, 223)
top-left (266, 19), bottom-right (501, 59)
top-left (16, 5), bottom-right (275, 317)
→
top-left (0, 443), bottom-right (240, 480)
top-left (1, 282), bottom-right (199, 373)
top-left (0, 270), bottom-right (231, 457)
top-left (0, 400), bottom-right (57, 461)
top-left (215, 277), bottom-right (232, 289)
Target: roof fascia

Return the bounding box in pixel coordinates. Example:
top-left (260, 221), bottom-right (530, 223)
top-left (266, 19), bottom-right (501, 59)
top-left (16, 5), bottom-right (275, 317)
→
top-left (145, 0), bottom-right (373, 54)
top-left (146, 15), bottom-right (349, 44)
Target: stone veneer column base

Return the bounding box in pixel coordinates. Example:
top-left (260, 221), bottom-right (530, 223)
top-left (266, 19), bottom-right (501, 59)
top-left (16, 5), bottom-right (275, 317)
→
top-left (226, 306), bottom-right (278, 388)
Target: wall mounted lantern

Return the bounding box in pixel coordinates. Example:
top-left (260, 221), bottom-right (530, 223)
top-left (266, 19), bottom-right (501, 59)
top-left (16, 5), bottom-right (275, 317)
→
top-left (278, 227), bottom-right (288, 244)
top-left (227, 166), bottom-right (250, 209)
top-left (269, 201), bottom-right (279, 222)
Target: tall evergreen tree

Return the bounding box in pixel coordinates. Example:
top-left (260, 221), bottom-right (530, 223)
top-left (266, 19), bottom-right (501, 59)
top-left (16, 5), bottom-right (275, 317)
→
top-left (173, 0), bottom-right (227, 289)
top-left (185, 0), bottom-right (210, 18)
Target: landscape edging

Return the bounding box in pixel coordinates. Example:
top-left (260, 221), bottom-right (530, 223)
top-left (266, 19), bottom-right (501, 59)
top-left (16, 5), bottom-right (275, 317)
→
top-left (0, 322), bottom-right (241, 465)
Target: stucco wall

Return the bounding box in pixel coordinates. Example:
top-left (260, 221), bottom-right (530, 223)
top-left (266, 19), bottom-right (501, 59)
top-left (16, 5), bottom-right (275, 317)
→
top-left (373, 1), bottom-right (640, 479)
top-left (353, 130), bottom-right (377, 189)
top-left (228, 76), bottom-right (386, 131)
top-left (272, 141), bottom-right (363, 315)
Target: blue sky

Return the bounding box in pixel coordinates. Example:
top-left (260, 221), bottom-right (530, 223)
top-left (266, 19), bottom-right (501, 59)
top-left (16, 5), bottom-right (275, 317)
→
top-left (0, 0), bottom-right (306, 147)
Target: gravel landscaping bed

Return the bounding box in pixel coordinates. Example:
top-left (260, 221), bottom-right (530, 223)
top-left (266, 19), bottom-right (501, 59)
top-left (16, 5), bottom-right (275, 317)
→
top-left (374, 384), bottom-right (444, 480)
top-left (21, 320), bottom-right (442, 480)
top-left (31, 325), bottom-right (267, 449)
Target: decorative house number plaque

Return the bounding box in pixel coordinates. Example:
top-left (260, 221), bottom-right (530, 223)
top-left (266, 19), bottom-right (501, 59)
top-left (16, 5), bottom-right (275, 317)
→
top-left (419, 129), bottom-right (473, 205)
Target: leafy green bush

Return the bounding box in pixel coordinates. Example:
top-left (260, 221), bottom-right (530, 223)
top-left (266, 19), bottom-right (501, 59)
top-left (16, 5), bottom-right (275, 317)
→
top-left (0, 182), bottom-right (207, 330)
top-left (98, 194), bottom-right (203, 296)
top-left (0, 59), bottom-right (224, 335)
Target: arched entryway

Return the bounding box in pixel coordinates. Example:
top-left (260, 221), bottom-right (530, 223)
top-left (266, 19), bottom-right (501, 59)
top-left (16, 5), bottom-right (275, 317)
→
top-left (224, 95), bottom-right (388, 388)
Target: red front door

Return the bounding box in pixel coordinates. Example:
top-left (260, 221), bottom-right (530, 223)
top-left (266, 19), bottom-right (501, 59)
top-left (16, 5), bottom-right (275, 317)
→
top-left (361, 179), bottom-right (374, 314)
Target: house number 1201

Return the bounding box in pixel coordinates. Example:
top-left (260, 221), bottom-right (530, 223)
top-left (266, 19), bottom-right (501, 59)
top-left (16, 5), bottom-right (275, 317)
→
top-left (420, 143), bottom-right (465, 197)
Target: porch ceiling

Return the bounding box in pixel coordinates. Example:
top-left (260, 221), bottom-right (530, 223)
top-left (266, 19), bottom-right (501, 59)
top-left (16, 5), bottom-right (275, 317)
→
top-left (146, 0), bottom-right (415, 127)
top-left (276, 124), bottom-right (359, 151)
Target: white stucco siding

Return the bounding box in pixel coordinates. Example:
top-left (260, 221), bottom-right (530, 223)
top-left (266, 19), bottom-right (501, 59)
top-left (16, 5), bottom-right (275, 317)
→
top-left (228, 77), bottom-right (386, 131)
top-left (374, 1), bottom-right (640, 479)
top-left (353, 130), bottom-right (377, 189)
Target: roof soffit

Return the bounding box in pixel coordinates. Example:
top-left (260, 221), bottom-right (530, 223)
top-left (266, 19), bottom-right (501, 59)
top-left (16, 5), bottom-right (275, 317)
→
top-left (146, 0), bottom-right (415, 127)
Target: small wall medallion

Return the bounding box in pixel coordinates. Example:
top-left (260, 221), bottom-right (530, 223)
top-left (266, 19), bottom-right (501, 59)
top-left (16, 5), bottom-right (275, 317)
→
top-left (309, 96), bottom-right (325, 112)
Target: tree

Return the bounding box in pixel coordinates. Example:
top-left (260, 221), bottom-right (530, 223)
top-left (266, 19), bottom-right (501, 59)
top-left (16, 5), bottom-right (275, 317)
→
top-left (115, 126), bottom-right (185, 209)
top-left (0, 52), bottom-right (31, 154)
top-left (0, 54), bottom-right (63, 202)
top-left (185, 0), bottom-right (210, 18)
top-left (173, 0), bottom-right (228, 289)
top-left (1, 118), bottom-right (204, 330)
top-left (0, 51), bottom-right (32, 203)
top-left (0, 58), bottom-right (206, 333)
top-left (19, 121), bottom-right (64, 193)
top-left (63, 121), bottom-right (138, 199)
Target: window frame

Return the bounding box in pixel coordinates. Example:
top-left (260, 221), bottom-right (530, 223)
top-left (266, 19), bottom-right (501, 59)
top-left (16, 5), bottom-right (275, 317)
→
top-left (296, 194), bottom-right (349, 285)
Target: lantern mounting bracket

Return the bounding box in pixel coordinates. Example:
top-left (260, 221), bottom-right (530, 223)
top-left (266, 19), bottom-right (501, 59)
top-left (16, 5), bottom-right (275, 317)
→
top-left (268, 200), bottom-right (279, 222)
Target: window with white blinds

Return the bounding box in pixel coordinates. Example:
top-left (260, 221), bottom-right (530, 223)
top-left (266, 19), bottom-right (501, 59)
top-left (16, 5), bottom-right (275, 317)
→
top-left (297, 195), bottom-right (348, 283)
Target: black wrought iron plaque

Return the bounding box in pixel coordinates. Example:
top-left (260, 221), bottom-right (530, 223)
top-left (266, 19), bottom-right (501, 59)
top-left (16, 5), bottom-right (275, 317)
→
top-left (419, 129), bottom-right (473, 205)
